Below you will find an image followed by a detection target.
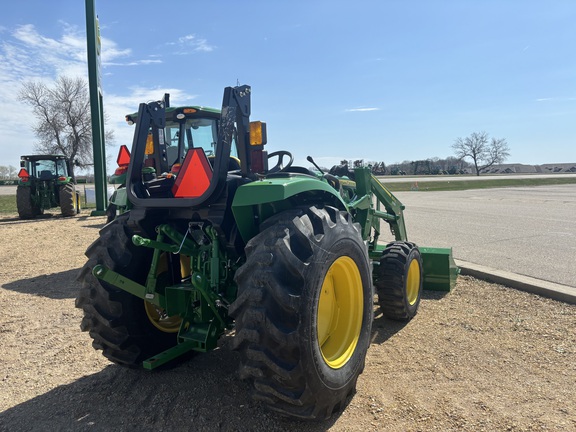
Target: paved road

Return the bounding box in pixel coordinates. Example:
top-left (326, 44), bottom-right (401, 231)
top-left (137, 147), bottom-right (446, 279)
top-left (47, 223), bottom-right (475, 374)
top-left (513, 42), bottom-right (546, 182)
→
top-left (0, 185), bottom-right (17, 196)
top-left (379, 173), bottom-right (576, 182)
top-left (394, 184), bottom-right (576, 288)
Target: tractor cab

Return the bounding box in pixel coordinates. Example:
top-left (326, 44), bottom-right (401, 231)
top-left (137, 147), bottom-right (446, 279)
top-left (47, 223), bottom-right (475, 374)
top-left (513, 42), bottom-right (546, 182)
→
top-left (109, 86), bottom-right (283, 217)
top-left (123, 103), bottom-right (231, 173)
top-left (18, 155), bottom-right (72, 182)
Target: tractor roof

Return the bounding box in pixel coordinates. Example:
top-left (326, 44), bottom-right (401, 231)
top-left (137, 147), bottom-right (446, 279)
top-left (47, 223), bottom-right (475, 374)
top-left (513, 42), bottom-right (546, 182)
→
top-left (166, 106), bottom-right (221, 115)
top-left (20, 155), bottom-right (69, 161)
top-left (125, 105), bottom-right (221, 124)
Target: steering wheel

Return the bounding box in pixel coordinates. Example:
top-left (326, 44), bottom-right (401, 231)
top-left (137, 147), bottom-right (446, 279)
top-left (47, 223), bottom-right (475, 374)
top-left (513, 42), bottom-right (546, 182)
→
top-left (267, 150), bottom-right (294, 174)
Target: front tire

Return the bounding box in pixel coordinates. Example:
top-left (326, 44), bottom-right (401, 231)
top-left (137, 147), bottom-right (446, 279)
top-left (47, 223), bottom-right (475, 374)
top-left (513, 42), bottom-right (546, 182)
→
top-left (76, 215), bottom-right (178, 366)
top-left (230, 206), bottom-right (373, 420)
top-left (375, 241), bottom-right (423, 321)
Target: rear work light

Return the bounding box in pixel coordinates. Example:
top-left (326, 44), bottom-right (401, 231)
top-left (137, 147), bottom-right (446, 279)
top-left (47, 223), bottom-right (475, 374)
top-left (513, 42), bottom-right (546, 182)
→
top-left (171, 163), bottom-right (182, 174)
top-left (114, 166), bottom-right (129, 176)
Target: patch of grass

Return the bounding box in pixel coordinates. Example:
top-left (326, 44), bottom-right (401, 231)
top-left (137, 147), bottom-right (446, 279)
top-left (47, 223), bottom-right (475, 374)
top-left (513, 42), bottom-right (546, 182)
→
top-left (0, 195), bottom-right (17, 213)
top-left (381, 176), bottom-right (576, 192)
top-left (0, 193), bottom-right (96, 213)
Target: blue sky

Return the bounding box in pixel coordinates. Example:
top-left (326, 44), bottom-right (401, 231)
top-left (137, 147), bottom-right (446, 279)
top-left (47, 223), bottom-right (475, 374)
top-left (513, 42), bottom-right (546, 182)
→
top-left (1, 1), bottom-right (575, 171)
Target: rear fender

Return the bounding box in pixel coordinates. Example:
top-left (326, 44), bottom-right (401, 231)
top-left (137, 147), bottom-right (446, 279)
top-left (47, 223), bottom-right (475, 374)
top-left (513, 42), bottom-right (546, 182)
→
top-left (231, 176), bottom-right (348, 242)
top-left (109, 186), bottom-right (128, 208)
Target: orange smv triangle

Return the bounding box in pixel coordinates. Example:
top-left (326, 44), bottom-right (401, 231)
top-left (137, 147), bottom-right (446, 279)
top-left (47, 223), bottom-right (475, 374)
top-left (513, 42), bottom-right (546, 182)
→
top-left (172, 148), bottom-right (213, 198)
top-left (117, 145), bottom-right (131, 166)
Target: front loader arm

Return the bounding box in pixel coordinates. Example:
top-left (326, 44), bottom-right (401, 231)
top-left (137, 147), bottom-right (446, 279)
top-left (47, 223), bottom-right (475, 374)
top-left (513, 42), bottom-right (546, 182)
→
top-left (349, 168), bottom-right (408, 242)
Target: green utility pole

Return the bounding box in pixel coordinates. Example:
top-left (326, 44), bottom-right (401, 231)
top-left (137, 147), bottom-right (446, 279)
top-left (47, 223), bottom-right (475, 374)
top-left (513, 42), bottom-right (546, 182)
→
top-left (85, 0), bottom-right (107, 216)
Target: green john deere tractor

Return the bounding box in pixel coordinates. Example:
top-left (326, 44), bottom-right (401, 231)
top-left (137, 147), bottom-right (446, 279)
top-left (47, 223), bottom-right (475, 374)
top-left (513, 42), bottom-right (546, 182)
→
top-left (16, 154), bottom-right (81, 219)
top-left (77, 85), bottom-right (458, 420)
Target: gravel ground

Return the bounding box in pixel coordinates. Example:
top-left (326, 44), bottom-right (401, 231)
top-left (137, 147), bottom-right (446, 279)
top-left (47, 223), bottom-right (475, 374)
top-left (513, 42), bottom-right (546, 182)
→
top-left (0, 211), bottom-right (575, 431)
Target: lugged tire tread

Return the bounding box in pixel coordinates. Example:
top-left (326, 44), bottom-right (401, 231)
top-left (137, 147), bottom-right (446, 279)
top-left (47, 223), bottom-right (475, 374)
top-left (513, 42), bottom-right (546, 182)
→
top-left (375, 241), bottom-right (423, 321)
top-left (59, 183), bottom-right (77, 217)
top-left (16, 186), bottom-right (37, 219)
top-left (76, 216), bottom-right (176, 367)
top-left (230, 206), bottom-right (372, 420)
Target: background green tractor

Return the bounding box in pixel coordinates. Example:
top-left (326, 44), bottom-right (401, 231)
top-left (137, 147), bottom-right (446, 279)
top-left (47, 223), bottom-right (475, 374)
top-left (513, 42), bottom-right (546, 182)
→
top-left (16, 154), bottom-right (81, 219)
top-left (77, 85), bottom-right (457, 420)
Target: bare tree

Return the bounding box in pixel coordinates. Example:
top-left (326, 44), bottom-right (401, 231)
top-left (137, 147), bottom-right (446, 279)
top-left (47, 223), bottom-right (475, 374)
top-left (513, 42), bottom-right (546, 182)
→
top-left (19, 76), bottom-right (113, 178)
top-left (452, 131), bottom-right (510, 176)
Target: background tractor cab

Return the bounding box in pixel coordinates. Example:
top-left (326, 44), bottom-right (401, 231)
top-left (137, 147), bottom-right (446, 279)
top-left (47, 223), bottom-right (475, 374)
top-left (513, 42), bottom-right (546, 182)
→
top-left (16, 154), bottom-right (81, 219)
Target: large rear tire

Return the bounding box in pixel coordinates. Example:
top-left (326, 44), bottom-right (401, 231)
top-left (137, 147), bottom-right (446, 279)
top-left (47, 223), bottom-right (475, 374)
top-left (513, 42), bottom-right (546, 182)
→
top-left (375, 241), bottom-right (423, 321)
top-left (59, 183), bottom-right (77, 217)
top-left (230, 206), bottom-right (373, 420)
top-left (105, 203), bottom-right (117, 224)
top-left (16, 186), bottom-right (39, 219)
top-left (76, 215), bottom-right (178, 366)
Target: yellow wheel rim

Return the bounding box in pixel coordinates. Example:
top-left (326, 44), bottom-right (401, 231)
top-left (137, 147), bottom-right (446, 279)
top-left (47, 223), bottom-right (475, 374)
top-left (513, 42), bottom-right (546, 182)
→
top-left (317, 256), bottom-right (363, 369)
top-left (144, 301), bottom-right (181, 333)
top-left (144, 253), bottom-right (182, 333)
top-left (406, 259), bottom-right (421, 305)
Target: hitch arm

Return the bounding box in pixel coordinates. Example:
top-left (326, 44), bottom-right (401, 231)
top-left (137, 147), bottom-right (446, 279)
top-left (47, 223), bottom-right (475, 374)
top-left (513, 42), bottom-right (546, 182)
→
top-left (92, 264), bottom-right (163, 307)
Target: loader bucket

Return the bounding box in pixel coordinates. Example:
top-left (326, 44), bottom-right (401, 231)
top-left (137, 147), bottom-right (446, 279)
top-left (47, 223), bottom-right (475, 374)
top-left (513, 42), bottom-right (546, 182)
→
top-left (420, 247), bottom-right (459, 291)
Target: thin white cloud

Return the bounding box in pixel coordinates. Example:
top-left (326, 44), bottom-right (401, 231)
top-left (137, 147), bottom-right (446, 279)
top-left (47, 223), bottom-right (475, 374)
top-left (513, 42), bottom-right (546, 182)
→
top-left (105, 59), bottom-right (163, 67)
top-left (345, 107), bottom-right (380, 112)
top-left (100, 36), bottom-right (132, 64)
top-left (536, 97), bottom-right (576, 102)
top-left (5, 24), bottom-right (87, 78)
top-left (169, 34), bottom-right (215, 53)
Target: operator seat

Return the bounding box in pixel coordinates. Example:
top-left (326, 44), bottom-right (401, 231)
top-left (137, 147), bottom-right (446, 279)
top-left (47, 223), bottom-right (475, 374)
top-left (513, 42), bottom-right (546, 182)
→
top-left (39, 170), bottom-right (55, 180)
top-left (207, 155), bottom-right (241, 172)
